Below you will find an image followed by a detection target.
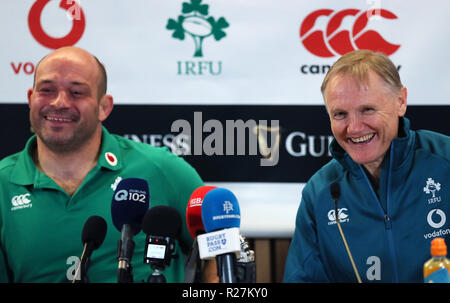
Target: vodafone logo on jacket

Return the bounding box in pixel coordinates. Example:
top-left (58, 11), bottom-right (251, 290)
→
top-left (300, 8), bottom-right (400, 57)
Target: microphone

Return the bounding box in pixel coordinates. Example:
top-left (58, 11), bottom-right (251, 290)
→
top-left (199, 188), bottom-right (241, 283)
top-left (330, 182), bottom-right (340, 201)
top-left (330, 182), bottom-right (362, 283)
top-left (236, 235), bottom-right (256, 283)
top-left (73, 215), bottom-right (107, 283)
top-left (186, 186), bottom-right (217, 239)
top-left (184, 185), bottom-right (217, 283)
top-left (111, 178), bottom-right (150, 283)
top-left (142, 205), bottom-right (182, 283)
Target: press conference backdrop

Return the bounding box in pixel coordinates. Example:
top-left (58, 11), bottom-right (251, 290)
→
top-left (1, 1), bottom-right (449, 238)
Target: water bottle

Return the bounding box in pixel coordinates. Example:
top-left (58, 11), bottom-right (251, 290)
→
top-left (424, 237), bottom-right (450, 283)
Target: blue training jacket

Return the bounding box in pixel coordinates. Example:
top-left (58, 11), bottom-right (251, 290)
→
top-left (284, 117), bottom-right (450, 282)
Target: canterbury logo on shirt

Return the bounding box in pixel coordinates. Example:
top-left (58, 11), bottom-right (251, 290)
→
top-left (11, 193), bottom-right (32, 211)
top-left (327, 208), bottom-right (349, 225)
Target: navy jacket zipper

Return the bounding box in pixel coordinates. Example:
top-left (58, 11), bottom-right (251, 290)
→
top-left (359, 144), bottom-right (399, 282)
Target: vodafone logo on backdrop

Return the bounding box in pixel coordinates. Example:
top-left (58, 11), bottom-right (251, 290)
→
top-left (300, 8), bottom-right (401, 58)
top-left (11, 0), bottom-right (86, 76)
top-left (28, 0), bottom-right (86, 49)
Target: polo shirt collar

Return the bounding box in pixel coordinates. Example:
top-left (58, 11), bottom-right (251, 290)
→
top-left (10, 136), bottom-right (39, 186)
top-left (10, 126), bottom-right (122, 187)
top-left (97, 127), bottom-right (122, 171)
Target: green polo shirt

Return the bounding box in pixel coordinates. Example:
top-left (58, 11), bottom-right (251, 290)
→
top-left (0, 127), bottom-right (203, 283)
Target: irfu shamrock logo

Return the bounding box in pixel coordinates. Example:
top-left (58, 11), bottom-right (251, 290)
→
top-left (424, 178), bottom-right (441, 198)
top-left (166, 0), bottom-right (229, 57)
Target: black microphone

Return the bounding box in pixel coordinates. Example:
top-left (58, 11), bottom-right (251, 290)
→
top-left (330, 182), bottom-right (340, 201)
top-left (111, 178), bottom-right (150, 283)
top-left (142, 205), bottom-right (182, 283)
top-left (73, 215), bottom-right (107, 283)
top-left (330, 182), bottom-right (362, 283)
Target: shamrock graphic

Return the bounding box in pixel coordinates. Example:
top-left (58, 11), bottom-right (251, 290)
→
top-left (167, 0), bottom-right (229, 57)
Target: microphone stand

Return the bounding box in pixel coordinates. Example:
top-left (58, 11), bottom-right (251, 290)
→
top-left (117, 225), bottom-right (135, 283)
top-left (73, 243), bottom-right (91, 283)
top-left (236, 236), bottom-right (256, 283)
top-left (79, 258), bottom-right (90, 283)
top-left (184, 238), bottom-right (203, 283)
top-left (217, 254), bottom-right (237, 283)
top-left (147, 269), bottom-right (167, 283)
top-left (333, 196), bottom-right (362, 283)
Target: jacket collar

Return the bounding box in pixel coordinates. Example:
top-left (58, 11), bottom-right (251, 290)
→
top-left (10, 126), bottom-right (122, 187)
top-left (330, 117), bottom-right (415, 177)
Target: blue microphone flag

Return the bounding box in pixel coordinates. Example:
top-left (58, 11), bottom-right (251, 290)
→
top-left (201, 188), bottom-right (241, 232)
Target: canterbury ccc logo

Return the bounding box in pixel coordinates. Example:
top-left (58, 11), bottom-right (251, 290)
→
top-left (327, 208), bottom-right (348, 222)
top-left (300, 9), bottom-right (400, 57)
top-left (11, 194), bottom-right (31, 207)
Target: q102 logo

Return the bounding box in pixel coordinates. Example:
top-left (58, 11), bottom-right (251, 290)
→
top-left (300, 8), bottom-right (400, 57)
top-left (28, 0), bottom-right (86, 49)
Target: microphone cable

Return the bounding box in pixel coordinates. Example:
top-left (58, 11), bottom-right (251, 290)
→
top-left (331, 182), bottom-right (362, 283)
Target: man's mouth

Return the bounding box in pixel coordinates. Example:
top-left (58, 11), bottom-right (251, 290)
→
top-left (349, 133), bottom-right (375, 144)
top-left (44, 115), bottom-right (74, 123)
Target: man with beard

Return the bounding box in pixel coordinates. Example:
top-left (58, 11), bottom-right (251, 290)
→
top-left (0, 47), bottom-right (216, 282)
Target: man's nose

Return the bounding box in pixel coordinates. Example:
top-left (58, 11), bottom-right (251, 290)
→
top-left (347, 114), bottom-right (365, 135)
top-left (50, 91), bottom-right (70, 108)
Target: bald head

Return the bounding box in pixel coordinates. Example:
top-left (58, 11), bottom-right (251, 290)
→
top-left (33, 47), bottom-right (107, 100)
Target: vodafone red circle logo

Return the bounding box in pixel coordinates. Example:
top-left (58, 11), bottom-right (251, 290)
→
top-left (105, 152), bottom-right (118, 167)
top-left (28, 0), bottom-right (86, 49)
top-left (300, 9), bottom-right (400, 57)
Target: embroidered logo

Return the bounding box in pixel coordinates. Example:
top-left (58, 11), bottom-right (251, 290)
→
top-left (424, 178), bottom-right (442, 204)
top-left (111, 176), bottom-right (122, 191)
top-left (11, 193), bottom-right (32, 211)
top-left (327, 208), bottom-right (349, 225)
top-left (105, 152), bottom-right (118, 167)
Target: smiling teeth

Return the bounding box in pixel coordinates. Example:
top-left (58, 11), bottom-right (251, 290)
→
top-left (351, 133), bottom-right (374, 143)
top-left (46, 116), bottom-right (72, 122)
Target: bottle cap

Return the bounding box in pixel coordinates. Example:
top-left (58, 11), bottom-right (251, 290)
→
top-left (431, 237), bottom-right (447, 256)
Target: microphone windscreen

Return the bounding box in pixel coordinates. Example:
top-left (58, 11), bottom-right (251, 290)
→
top-left (201, 188), bottom-right (241, 232)
top-left (81, 215), bottom-right (107, 249)
top-left (186, 186), bottom-right (217, 239)
top-left (111, 178), bottom-right (150, 235)
top-left (330, 182), bottom-right (341, 200)
top-left (142, 205), bottom-right (182, 239)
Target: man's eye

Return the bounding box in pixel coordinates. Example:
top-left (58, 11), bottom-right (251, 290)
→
top-left (39, 87), bottom-right (55, 94)
top-left (71, 90), bottom-right (83, 96)
top-left (333, 112), bottom-right (346, 120)
top-left (363, 107), bottom-right (375, 114)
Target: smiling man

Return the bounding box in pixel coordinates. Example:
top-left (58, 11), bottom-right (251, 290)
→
top-left (27, 47), bottom-right (113, 196)
top-left (0, 47), bottom-right (214, 282)
top-left (284, 50), bottom-right (450, 282)
top-left (323, 59), bottom-right (407, 185)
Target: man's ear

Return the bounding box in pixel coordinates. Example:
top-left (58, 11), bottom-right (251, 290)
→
top-left (98, 94), bottom-right (114, 122)
top-left (397, 86), bottom-right (407, 117)
top-left (27, 88), bottom-right (34, 108)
